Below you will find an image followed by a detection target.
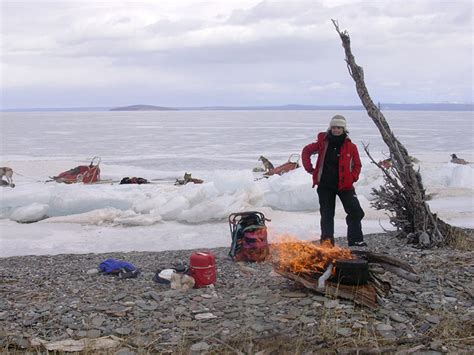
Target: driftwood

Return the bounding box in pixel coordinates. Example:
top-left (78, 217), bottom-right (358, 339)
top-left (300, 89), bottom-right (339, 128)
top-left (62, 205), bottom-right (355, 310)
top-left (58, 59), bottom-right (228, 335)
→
top-left (353, 250), bottom-right (420, 283)
top-left (331, 20), bottom-right (470, 249)
top-left (274, 267), bottom-right (381, 310)
top-left (274, 251), bottom-right (419, 308)
top-left (378, 263), bottom-right (420, 283)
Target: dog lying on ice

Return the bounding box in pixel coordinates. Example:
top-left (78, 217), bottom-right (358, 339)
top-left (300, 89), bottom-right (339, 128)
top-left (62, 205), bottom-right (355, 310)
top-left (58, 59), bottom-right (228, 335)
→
top-left (0, 167), bottom-right (14, 187)
top-left (450, 154), bottom-right (469, 165)
top-left (258, 156), bottom-right (274, 173)
top-left (175, 172), bottom-right (204, 185)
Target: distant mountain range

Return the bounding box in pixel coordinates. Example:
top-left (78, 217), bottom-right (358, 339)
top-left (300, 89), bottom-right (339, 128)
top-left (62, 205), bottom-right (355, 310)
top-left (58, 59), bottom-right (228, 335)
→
top-left (2, 103), bottom-right (472, 112)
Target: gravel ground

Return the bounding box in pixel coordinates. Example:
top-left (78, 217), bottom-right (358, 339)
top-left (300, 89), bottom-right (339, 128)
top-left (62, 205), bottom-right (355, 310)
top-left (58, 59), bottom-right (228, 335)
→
top-left (1, 233), bottom-right (473, 354)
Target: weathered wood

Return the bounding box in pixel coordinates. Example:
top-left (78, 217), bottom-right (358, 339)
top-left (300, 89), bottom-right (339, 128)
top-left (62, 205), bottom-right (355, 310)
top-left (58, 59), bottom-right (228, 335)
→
top-left (357, 250), bottom-right (417, 274)
top-left (274, 268), bottom-right (380, 309)
top-left (378, 263), bottom-right (420, 283)
top-left (331, 19), bottom-right (469, 248)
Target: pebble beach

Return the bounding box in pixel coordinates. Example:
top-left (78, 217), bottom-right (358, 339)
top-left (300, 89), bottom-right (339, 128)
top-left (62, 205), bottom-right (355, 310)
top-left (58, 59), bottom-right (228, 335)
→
top-left (1, 233), bottom-right (473, 354)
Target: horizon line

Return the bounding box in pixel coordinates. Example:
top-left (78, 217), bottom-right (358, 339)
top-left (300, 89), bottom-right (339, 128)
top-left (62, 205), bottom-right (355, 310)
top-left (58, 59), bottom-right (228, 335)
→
top-left (1, 102), bottom-right (473, 112)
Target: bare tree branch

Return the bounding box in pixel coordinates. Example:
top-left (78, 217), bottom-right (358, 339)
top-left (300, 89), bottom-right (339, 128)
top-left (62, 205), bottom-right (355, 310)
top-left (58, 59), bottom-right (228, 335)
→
top-left (331, 19), bottom-right (470, 248)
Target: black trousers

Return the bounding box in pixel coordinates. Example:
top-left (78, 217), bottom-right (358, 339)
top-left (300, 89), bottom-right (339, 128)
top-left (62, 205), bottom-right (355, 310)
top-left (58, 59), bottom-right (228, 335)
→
top-left (317, 187), bottom-right (365, 245)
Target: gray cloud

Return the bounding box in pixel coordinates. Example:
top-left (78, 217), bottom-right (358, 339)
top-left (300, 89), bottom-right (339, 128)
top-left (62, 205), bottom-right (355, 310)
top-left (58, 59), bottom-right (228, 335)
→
top-left (1, 0), bottom-right (472, 108)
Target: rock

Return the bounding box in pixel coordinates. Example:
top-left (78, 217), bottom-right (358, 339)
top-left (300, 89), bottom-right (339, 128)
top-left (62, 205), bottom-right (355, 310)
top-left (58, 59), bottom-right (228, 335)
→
top-left (324, 300), bottom-right (339, 309)
top-left (245, 298), bottom-right (266, 305)
top-left (220, 320), bottom-right (237, 329)
top-left (190, 341), bottom-right (210, 352)
top-left (114, 327), bottom-right (131, 336)
top-left (378, 331), bottom-right (397, 340)
top-left (86, 329), bottom-right (101, 338)
top-left (251, 323), bottom-right (266, 332)
top-left (135, 300), bottom-right (158, 311)
top-left (195, 313), bottom-right (217, 320)
top-left (143, 291), bottom-right (161, 303)
top-left (426, 315), bottom-right (441, 324)
top-left (376, 323), bottom-right (393, 331)
top-left (389, 312), bottom-right (406, 323)
top-left (298, 298), bottom-right (313, 306)
top-left (299, 316), bottom-right (314, 324)
top-left (76, 331), bottom-right (87, 338)
top-left (61, 316), bottom-right (74, 325)
top-left (115, 348), bottom-right (137, 355)
top-left (430, 339), bottom-right (443, 350)
top-left (419, 322), bottom-right (431, 333)
top-left (105, 305), bottom-right (132, 317)
top-left (443, 297), bottom-right (457, 303)
top-left (91, 316), bottom-right (105, 327)
top-left (281, 291), bottom-right (307, 298)
top-left (129, 336), bottom-right (151, 347)
top-left (174, 306), bottom-right (187, 315)
top-left (336, 328), bottom-right (352, 337)
top-left (86, 268), bottom-right (99, 275)
top-left (113, 293), bottom-right (128, 301)
top-left (161, 316), bottom-right (176, 324)
top-left (419, 232), bottom-right (431, 247)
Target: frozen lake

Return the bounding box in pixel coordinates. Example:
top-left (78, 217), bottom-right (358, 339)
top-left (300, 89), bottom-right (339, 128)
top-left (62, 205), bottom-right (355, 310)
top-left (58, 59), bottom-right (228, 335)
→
top-left (1, 110), bottom-right (473, 256)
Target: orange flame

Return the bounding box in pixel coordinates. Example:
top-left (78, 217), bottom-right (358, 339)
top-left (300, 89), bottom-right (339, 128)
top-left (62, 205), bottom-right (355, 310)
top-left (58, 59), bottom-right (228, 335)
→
top-left (271, 235), bottom-right (353, 274)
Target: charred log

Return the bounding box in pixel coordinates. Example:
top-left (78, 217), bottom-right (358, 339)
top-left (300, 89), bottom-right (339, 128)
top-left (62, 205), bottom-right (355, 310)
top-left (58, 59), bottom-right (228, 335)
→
top-left (331, 19), bottom-right (470, 249)
top-left (274, 267), bottom-right (380, 310)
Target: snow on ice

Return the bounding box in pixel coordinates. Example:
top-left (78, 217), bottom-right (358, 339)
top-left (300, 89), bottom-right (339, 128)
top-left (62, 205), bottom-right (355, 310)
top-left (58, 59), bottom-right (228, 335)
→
top-left (0, 110), bottom-right (472, 256)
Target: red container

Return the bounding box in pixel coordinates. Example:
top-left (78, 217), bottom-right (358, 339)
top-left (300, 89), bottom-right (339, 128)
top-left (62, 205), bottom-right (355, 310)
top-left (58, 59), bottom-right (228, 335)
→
top-left (189, 251), bottom-right (217, 288)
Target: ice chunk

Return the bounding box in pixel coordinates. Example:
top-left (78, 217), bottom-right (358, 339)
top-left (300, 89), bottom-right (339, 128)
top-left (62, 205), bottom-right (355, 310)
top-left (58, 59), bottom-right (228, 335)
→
top-left (10, 203), bottom-right (49, 223)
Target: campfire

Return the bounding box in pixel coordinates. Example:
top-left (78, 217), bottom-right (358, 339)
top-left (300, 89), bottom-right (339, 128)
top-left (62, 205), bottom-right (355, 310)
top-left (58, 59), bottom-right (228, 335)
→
top-left (271, 236), bottom-right (419, 309)
top-left (272, 237), bottom-right (353, 275)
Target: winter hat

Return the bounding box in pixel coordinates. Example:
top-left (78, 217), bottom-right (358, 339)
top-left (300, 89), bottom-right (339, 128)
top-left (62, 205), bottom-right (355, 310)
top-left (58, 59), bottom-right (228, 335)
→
top-left (329, 115), bottom-right (347, 128)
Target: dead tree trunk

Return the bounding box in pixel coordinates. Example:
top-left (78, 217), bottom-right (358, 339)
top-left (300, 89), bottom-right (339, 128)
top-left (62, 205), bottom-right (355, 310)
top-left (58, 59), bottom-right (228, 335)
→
top-left (331, 20), bottom-right (469, 248)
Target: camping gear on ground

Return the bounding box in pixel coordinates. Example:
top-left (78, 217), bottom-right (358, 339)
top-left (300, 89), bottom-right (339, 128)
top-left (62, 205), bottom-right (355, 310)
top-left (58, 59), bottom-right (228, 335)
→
top-left (153, 262), bottom-right (188, 285)
top-left (174, 261), bottom-right (188, 274)
top-left (189, 251), bottom-right (217, 288)
top-left (228, 211), bottom-right (270, 262)
top-left (153, 269), bottom-right (175, 284)
top-left (51, 156), bottom-right (101, 184)
top-left (119, 177), bottom-right (149, 184)
top-left (171, 273), bottom-right (196, 290)
top-left (333, 258), bottom-right (369, 285)
top-left (264, 154), bottom-right (300, 177)
top-left (98, 258), bottom-right (140, 279)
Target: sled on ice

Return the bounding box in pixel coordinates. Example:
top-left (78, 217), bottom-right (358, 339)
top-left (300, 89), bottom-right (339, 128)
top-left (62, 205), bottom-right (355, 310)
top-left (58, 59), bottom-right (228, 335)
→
top-left (263, 154), bottom-right (300, 177)
top-left (50, 157), bottom-right (101, 184)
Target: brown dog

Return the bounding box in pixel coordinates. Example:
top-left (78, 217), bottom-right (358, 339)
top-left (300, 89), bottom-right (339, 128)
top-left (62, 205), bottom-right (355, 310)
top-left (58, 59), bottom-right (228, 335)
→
top-left (0, 167), bottom-right (14, 186)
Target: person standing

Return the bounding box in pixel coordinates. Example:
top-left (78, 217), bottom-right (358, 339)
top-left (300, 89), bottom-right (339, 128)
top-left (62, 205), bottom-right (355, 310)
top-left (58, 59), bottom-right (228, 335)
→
top-left (301, 115), bottom-right (367, 247)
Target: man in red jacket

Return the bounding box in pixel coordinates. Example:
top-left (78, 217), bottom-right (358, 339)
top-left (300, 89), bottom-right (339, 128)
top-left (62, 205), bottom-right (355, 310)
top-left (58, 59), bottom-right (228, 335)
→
top-left (301, 115), bottom-right (366, 247)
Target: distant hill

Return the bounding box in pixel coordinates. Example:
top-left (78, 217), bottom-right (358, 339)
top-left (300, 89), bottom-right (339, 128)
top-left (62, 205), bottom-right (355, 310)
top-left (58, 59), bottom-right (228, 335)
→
top-left (2, 103), bottom-right (472, 112)
top-left (110, 105), bottom-right (178, 111)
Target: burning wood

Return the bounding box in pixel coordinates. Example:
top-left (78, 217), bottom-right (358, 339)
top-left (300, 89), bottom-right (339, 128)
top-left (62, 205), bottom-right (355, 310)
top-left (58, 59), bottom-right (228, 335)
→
top-left (317, 263), bottom-right (333, 290)
top-left (272, 237), bottom-right (418, 309)
top-left (272, 237), bottom-right (353, 275)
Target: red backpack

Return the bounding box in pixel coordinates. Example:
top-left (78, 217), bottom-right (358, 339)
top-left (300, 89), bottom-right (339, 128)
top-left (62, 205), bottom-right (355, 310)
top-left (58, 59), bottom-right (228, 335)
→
top-left (228, 211), bottom-right (270, 262)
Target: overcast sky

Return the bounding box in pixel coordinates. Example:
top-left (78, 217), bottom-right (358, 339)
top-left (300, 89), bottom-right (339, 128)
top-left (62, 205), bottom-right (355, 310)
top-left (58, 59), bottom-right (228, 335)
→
top-left (1, 0), bottom-right (472, 108)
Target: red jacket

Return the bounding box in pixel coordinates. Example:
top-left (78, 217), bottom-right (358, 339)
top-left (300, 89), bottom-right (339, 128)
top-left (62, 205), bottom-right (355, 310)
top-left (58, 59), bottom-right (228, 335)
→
top-left (301, 132), bottom-right (362, 190)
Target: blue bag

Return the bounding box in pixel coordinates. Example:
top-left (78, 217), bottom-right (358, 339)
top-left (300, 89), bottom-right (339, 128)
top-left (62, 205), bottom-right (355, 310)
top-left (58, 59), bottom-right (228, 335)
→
top-left (99, 258), bottom-right (137, 274)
